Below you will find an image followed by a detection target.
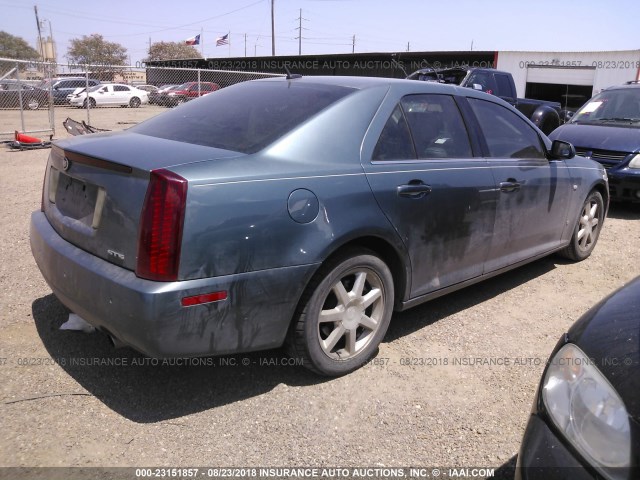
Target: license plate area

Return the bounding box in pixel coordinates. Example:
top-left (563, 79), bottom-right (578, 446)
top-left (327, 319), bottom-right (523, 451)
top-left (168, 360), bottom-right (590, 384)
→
top-left (55, 171), bottom-right (99, 226)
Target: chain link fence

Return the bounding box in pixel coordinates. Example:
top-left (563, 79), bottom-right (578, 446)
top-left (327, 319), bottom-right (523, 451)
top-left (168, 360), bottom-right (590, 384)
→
top-left (0, 57), bottom-right (283, 141)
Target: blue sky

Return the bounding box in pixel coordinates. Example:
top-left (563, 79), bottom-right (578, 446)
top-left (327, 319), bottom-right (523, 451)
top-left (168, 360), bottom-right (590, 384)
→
top-left (1, 0), bottom-right (638, 64)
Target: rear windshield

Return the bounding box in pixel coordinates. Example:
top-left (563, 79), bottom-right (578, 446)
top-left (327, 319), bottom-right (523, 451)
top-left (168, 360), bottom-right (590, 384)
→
top-left (131, 80), bottom-right (355, 154)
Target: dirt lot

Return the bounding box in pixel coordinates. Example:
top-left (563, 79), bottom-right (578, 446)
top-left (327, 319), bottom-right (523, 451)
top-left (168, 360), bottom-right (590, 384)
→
top-left (1, 107), bottom-right (639, 478)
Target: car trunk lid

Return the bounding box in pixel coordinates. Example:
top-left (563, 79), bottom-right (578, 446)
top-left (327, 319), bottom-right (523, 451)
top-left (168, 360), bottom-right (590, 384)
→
top-left (43, 131), bottom-right (241, 274)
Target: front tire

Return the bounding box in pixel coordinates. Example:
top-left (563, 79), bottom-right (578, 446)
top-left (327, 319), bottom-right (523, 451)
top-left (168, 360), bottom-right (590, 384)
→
top-left (286, 250), bottom-right (394, 376)
top-left (559, 190), bottom-right (604, 261)
top-left (129, 97), bottom-right (141, 108)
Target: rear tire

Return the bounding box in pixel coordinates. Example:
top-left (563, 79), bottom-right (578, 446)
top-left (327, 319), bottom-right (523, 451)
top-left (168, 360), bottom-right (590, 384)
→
top-left (559, 190), bottom-right (604, 261)
top-left (286, 249), bottom-right (394, 376)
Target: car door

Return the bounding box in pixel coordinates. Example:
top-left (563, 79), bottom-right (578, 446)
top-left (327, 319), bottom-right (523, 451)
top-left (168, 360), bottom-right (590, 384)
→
top-left (94, 85), bottom-right (113, 105)
top-left (466, 97), bottom-right (572, 272)
top-left (113, 85), bottom-right (131, 105)
top-left (362, 93), bottom-right (497, 298)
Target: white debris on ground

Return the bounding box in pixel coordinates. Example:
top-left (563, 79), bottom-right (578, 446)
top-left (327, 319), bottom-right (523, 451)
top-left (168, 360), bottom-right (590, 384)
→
top-left (59, 313), bottom-right (96, 333)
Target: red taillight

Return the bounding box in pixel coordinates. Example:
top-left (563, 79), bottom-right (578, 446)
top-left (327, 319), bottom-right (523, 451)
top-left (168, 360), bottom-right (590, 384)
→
top-left (136, 169), bottom-right (187, 281)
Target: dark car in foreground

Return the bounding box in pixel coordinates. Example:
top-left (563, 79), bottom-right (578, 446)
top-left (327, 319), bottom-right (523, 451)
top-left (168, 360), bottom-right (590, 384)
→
top-left (549, 82), bottom-right (640, 203)
top-left (0, 81), bottom-right (49, 110)
top-left (30, 76), bottom-right (608, 376)
top-left (516, 276), bottom-right (640, 480)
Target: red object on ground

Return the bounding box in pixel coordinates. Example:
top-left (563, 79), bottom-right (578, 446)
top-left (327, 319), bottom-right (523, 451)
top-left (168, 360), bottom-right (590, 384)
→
top-left (14, 131), bottom-right (43, 143)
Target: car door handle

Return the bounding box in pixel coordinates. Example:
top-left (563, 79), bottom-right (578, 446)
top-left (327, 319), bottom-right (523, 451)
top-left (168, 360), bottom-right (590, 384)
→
top-left (397, 183), bottom-right (432, 199)
top-left (499, 181), bottom-right (521, 193)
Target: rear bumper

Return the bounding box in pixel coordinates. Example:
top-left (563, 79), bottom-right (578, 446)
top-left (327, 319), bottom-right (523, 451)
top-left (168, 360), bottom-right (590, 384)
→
top-left (30, 211), bottom-right (317, 357)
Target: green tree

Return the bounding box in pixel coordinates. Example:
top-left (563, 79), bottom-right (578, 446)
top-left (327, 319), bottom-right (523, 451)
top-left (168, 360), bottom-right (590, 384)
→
top-left (0, 31), bottom-right (40, 60)
top-left (67, 34), bottom-right (127, 66)
top-left (146, 42), bottom-right (202, 61)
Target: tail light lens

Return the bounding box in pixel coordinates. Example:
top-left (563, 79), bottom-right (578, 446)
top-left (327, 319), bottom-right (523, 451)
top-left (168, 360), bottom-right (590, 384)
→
top-left (136, 169), bottom-right (187, 281)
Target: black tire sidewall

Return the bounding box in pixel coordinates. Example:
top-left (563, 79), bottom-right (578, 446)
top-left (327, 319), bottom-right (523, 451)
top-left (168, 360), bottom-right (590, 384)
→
top-left (300, 253), bottom-right (394, 376)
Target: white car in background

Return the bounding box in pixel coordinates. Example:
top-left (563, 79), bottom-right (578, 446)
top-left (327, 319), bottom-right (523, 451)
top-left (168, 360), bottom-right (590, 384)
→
top-left (68, 83), bottom-right (149, 108)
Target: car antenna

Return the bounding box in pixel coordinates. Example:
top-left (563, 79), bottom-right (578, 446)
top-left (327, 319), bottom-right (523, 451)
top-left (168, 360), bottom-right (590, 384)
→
top-left (284, 66), bottom-right (302, 80)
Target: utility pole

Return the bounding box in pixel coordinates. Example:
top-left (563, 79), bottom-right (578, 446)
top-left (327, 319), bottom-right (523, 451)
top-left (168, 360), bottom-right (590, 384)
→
top-left (352, 34), bottom-right (355, 54)
top-left (244, 33), bottom-right (247, 57)
top-left (34, 6), bottom-right (44, 62)
top-left (295, 8), bottom-right (309, 55)
top-left (271, 0), bottom-right (275, 56)
top-left (406, 42), bottom-right (410, 52)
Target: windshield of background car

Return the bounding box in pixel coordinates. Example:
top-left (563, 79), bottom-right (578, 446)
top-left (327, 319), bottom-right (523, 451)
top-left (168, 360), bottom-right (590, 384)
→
top-left (571, 88), bottom-right (640, 125)
top-left (131, 81), bottom-right (355, 154)
top-left (87, 85), bottom-right (103, 92)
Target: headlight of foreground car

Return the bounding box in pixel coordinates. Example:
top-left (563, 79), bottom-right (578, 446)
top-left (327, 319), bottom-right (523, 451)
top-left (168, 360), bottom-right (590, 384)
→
top-left (542, 343), bottom-right (631, 479)
top-left (628, 154), bottom-right (640, 169)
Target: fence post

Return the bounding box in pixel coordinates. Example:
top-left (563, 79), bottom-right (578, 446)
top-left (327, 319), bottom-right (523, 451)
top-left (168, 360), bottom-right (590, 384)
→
top-left (197, 69), bottom-right (201, 96)
top-left (16, 62), bottom-right (26, 133)
top-left (48, 61), bottom-right (55, 137)
top-left (85, 68), bottom-right (91, 125)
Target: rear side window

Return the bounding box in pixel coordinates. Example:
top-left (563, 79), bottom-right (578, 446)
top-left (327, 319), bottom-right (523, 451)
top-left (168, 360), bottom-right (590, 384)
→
top-left (494, 74), bottom-right (514, 98)
top-left (372, 104), bottom-right (416, 161)
top-left (114, 85), bottom-right (130, 92)
top-left (131, 81), bottom-right (354, 154)
top-left (468, 98), bottom-right (545, 159)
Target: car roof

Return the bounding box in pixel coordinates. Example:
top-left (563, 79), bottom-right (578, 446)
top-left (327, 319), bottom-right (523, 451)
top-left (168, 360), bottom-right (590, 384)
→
top-left (255, 75), bottom-right (488, 98)
top-left (605, 82), bottom-right (640, 91)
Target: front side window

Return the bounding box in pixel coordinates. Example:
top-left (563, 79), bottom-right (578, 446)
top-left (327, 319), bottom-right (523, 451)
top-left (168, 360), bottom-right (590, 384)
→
top-left (468, 98), bottom-right (546, 159)
top-left (466, 71), bottom-right (497, 95)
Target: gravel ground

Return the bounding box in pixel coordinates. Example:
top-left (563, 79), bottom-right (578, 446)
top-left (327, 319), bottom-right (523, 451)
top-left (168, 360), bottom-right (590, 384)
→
top-left (1, 107), bottom-right (639, 479)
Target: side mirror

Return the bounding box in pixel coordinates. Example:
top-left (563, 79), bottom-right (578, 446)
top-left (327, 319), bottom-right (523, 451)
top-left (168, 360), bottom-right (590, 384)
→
top-left (550, 140), bottom-right (575, 160)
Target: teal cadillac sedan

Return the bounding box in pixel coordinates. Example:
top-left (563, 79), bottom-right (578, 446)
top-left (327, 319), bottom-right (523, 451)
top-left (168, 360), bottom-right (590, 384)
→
top-left (30, 76), bottom-right (608, 376)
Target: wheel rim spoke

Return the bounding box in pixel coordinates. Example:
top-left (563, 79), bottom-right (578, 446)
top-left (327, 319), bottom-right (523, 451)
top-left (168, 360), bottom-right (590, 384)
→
top-left (332, 281), bottom-right (351, 307)
top-left (352, 272), bottom-right (367, 297)
top-left (362, 287), bottom-right (382, 309)
top-left (322, 324), bottom-right (346, 353)
top-left (344, 328), bottom-right (357, 355)
top-left (319, 307), bottom-right (344, 324)
top-left (359, 313), bottom-right (377, 330)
